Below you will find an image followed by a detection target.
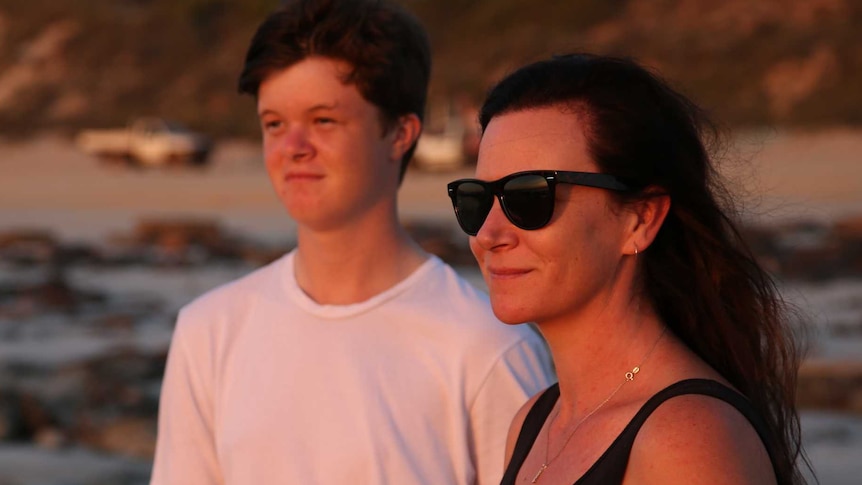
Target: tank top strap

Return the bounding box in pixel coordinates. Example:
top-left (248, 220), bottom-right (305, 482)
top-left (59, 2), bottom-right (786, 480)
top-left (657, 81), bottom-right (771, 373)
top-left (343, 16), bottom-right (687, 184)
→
top-left (579, 378), bottom-right (779, 485)
top-left (501, 379), bottom-right (778, 485)
top-left (500, 383), bottom-right (560, 485)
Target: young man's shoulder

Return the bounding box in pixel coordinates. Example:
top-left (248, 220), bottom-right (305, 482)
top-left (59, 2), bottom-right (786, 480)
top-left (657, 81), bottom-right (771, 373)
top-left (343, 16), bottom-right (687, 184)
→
top-left (177, 253), bottom-right (289, 330)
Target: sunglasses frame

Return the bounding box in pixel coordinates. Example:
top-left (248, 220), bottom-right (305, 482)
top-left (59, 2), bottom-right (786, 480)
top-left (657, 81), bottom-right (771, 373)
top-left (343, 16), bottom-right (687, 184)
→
top-left (447, 170), bottom-right (631, 236)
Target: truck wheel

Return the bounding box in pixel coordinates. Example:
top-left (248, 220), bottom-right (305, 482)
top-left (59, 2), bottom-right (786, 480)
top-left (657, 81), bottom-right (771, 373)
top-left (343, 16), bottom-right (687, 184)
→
top-left (190, 150), bottom-right (210, 167)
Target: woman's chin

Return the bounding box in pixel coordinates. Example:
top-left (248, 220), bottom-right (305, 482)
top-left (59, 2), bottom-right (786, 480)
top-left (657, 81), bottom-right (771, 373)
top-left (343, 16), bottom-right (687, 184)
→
top-left (490, 305), bottom-right (534, 326)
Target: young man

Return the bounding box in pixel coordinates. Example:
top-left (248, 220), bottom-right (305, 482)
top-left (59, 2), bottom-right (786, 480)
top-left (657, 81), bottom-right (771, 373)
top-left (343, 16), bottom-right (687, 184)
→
top-left (149, 1), bottom-right (554, 484)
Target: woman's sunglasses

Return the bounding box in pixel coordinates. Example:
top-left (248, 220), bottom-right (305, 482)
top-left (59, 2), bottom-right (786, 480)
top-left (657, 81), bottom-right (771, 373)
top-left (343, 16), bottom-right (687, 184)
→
top-left (447, 170), bottom-right (631, 236)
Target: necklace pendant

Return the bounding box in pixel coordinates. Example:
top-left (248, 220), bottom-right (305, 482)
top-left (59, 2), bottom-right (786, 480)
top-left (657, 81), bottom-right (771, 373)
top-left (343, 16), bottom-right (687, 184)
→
top-left (531, 463), bottom-right (548, 483)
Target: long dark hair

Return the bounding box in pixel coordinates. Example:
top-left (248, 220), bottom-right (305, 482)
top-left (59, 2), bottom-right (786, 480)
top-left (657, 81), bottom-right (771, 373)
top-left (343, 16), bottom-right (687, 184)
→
top-left (479, 53), bottom-right (807, 485)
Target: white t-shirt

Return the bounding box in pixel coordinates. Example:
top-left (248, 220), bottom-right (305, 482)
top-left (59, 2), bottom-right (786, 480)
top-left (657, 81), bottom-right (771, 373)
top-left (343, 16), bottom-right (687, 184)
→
top-left (150, 252), bottom-right (555, 485)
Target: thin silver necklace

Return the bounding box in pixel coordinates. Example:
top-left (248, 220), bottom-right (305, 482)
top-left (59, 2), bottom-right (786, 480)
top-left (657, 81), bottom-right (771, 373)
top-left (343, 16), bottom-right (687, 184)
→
top-left (530, 327), bottom-right (667, 484)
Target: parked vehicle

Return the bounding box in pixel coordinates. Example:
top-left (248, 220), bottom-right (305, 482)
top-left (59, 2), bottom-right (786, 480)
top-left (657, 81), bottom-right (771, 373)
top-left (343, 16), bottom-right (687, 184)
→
top-left (413, 131), bottom-right (466, 172)
top-left (75, 117), bottom-right (212, 167)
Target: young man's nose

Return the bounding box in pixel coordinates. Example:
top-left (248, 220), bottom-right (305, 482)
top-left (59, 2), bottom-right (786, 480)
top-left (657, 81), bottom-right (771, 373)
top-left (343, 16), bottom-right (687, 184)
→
top-left (281, 126), bottom-right (314, 160)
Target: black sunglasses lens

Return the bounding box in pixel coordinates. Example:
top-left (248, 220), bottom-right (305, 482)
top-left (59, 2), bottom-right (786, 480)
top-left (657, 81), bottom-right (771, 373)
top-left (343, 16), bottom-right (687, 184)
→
top-left (502, 174), bottom-right (554, 230)
top-left (455, 181), bottom-right (493, 235)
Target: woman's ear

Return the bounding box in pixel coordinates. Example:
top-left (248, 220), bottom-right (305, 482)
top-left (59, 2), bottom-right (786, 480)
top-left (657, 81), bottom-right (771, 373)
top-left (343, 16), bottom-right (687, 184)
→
top-left (389, 113), bottom-right (422, 162)
top-left (625, 189), bottom-right (671, 255)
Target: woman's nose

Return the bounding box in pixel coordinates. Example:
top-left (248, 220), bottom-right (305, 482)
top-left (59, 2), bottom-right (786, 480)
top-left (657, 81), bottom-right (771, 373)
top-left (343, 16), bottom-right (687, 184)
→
top-left (473, 197), bottom-right (517, 250)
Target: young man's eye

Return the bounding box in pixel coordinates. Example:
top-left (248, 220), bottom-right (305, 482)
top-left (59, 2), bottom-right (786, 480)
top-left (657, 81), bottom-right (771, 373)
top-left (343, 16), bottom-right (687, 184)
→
top-left (314, 117), bottom-right (336, 125)
top-left (262, 119), bottom-right (283, 132)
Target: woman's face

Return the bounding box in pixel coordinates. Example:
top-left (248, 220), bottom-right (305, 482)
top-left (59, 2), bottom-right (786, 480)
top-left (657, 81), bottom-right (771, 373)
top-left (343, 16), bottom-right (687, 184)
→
top-left (470, 106), bottom-right (631, 326)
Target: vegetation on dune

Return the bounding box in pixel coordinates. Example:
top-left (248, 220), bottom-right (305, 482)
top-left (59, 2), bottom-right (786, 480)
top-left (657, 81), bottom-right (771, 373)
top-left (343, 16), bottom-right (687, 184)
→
top-left (0, 0), bottom-right (859, 138)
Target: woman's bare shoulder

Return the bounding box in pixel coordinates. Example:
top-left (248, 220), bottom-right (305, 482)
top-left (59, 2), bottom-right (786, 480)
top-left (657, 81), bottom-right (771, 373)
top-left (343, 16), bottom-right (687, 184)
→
top-left (504, 387), bottom-right (553, 468)
top-left (625, 393), bottom-right (776, 485)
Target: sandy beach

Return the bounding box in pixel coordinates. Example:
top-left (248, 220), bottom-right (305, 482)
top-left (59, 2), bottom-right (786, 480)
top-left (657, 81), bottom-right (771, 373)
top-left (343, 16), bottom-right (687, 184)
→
top-left (1, 128), bottom-right (861, 244)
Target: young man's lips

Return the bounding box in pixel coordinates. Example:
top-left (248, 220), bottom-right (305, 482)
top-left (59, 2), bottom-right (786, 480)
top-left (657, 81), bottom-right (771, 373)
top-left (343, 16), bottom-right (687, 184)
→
top-left (284, 172), bottom-right (324, 181)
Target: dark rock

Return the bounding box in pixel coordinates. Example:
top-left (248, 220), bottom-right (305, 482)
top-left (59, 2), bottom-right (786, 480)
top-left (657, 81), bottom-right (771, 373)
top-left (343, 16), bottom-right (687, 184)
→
top-left (17, 392), bottom-right (64, 445)
top-left (0, 230), bottom-right (58, 265)
top-left (741, 218), bottom-right (862, 281)
top-left (76, 415), bottom-right (157, 459)
top-left (797, 360), bottom-right (862, 414)
top-left (130, 218), bottom-right (242, 264)
top-left (0, 391), bottom-right (26, 441)
top-left (0, 267), bottom-right (105, 315)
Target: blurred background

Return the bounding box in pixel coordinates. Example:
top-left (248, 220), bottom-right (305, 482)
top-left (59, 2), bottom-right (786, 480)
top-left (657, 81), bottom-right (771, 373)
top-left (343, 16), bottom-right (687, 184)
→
top-left (0, 0), bottom-right (860, 484)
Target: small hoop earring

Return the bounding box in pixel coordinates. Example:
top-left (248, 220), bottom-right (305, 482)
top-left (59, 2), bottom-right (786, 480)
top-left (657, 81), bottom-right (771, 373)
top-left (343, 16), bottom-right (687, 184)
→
top-left (634, 244), bottom-right (639, 256)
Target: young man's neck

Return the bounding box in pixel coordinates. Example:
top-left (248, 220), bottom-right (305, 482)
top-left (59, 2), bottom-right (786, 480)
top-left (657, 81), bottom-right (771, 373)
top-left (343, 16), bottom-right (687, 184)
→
top-left (292, 214), bottom-right (428, 305)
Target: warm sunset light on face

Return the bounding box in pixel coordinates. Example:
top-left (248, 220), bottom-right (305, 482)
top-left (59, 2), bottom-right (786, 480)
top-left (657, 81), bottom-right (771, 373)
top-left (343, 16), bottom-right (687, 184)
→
top-left (1, 1), bottom-right (860, 484)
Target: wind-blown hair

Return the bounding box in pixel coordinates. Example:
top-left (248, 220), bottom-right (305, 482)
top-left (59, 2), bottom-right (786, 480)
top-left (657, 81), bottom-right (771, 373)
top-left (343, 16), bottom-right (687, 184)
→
top-left (479, 53), bottom-right (807, 485)
top-left (238, 0), bottom-right (431, 179)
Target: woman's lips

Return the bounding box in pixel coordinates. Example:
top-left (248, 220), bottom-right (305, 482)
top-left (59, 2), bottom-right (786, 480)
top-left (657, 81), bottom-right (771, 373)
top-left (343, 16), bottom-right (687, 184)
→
top-left (486, 266), bottom-right (532, 279)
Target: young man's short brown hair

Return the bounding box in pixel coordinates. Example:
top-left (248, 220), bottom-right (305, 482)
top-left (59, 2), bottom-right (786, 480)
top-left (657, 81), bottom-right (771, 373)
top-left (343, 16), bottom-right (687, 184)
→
top-left (238, 0), bottom-right (431, 177)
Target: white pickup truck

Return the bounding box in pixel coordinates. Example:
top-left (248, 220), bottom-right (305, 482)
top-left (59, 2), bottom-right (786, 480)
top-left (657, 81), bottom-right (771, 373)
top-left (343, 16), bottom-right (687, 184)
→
top-left (75, 117), bottom-right (212, 166)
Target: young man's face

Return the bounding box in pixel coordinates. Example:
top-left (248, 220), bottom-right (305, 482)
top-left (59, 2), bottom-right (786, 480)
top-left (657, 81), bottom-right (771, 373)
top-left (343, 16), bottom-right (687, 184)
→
top-left (256, 57), bottom-right (406, 232)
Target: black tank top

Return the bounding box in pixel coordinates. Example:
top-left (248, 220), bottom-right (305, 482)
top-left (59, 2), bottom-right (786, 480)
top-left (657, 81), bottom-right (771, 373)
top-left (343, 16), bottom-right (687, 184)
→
top-left (501, 379), bottom-right (779, 485)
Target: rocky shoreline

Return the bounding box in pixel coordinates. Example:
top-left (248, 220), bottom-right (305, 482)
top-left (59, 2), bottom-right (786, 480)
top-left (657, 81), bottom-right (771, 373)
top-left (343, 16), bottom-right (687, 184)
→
top-left (0, 214), bottom-right (860, 480)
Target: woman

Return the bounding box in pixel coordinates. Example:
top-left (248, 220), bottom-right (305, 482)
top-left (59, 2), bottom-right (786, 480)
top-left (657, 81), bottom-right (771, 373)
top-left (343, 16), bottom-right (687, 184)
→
top-left (447, 54), bottom-right (808, 485)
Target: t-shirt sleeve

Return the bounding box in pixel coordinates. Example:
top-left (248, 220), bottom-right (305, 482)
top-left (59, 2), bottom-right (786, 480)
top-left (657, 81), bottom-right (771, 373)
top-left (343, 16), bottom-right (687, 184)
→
top-left (468, 333), bottom-right (556, 485)
top-left (150, 311), bottom-right (223, 485)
